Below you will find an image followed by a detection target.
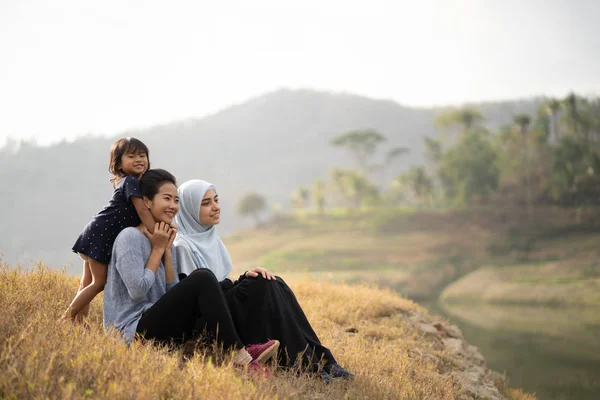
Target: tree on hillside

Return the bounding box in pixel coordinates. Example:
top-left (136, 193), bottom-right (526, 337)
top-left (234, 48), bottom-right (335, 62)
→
top-left (386, 147), bottom-right (410, 163)
top-left (551, 136), bottom-right (600, 204)
top-left (543, 94), bottom-right (600, 204)
top-left (423, 136), bottom-right (443, 162)
top-left (561, 93), bottom-right (581, 138)
top-left (237, 193), bottom-right (268, 226)
top-left (543, 98), bottom-right (561, 141)
top-left (559, 93), bottom-right (596, 146)
top-left (289, 187), bottom-right (310, 210)
top-left (330, 129), bottom-right (387, 173)
top-left (513, 114), bottom-right (533, 223)
top-left (513, 114), bottom-right (531, 134)
top-left (329, 168), bottom-right (379, 208)
top-left (330, 129), bottom-right (409, 183)
top-left (389, 166), bottom-right (434, 206)
top-left (311, 179), bottom-right (326, 214)
top-left (496, 110), bottom-right (553, 206)
top-left (437, 133), bottom-right (499, 205)
top-left (428, 107), bottom-right (500, 205)
top-left (435, 107), bottom-right (485, 135)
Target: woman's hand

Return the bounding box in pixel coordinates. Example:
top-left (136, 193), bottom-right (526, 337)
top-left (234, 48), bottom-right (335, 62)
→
top-left (143, 222), bottom-right (172, 253)
top-left (165, 224), bottom-right (178, 254)
top-left (245, 267), bottom-right (276, 280)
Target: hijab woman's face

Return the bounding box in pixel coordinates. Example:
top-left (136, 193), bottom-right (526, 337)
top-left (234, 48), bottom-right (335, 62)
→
top-left (145, 182), bottom-right (180, 224)
top-left (199, 189), bottom-right (221, 225)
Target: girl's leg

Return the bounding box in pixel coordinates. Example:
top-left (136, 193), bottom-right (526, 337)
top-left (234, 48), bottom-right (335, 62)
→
top-left (136, 269), bottom-right (252, 365)
top-left (62, 259), bottom-right (107, 321)
top-left (73, 259), bottom-right (92, 323)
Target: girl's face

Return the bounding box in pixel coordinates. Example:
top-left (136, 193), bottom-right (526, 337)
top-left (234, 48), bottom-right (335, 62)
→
top-left (144, 182), bottom-right (179, 224)
top-left (199, 189), bottom-right (221, 226)
top-left (120, 150), bottom-right (148, 178)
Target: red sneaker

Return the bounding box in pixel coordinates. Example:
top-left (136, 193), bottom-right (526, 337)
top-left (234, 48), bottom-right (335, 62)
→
top-left (246, 339), bottom-right (280, 364)
top-left (247, 360), bottom-right (271, 378)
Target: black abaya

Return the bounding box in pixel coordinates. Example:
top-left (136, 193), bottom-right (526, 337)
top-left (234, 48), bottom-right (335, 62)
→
top-left (220, 274), bottom-right (337, 370)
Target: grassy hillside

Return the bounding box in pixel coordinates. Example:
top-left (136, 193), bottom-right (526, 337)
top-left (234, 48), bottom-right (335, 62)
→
top-left (0, 262), bottom-right (535, 400)
top-left (221, 207), bottom-right (600, 399)
top-left (225, 209), bottom-right (490, 301)
top-left (225, 206), bottom-right (600, 303)
top-left (439, 220), bottom-right (600, 307)
top-left (437, 230), bottom-right (600, 360)
top-left (2, 206), bottom-right (591, 399)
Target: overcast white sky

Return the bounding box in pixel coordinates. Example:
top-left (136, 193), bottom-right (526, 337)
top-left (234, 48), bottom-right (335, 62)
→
top-left (1, 0), bottom-right (598, 146)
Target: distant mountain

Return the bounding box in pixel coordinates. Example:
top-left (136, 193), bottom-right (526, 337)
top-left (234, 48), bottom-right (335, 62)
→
top-left (0, 89), bottom-right (544, 271)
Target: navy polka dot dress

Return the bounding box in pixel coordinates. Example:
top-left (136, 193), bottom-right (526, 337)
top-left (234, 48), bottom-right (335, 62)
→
top-left (72, 176), bottom-right (143, 264)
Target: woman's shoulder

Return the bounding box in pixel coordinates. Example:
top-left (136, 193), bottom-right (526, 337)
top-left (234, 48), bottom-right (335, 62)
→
top-left (115, 227), bottom-right (145, 243)
top-left (173, 236), bottom-right (192, 250)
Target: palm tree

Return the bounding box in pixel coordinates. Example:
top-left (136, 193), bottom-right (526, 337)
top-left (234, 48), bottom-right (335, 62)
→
top-left (513, 114), bottom-right (531, 135)
top-left (513, 114), bottom-right (533, 224)
top-left (544, 98), bottom-right (561, 141)
top-left (561, 93), bottom-right (581, 140)
top-left (435, 107), bottom-right (485, 134)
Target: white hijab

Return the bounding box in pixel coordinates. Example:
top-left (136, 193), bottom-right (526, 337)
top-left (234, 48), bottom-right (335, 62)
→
top-left (174, 179), bottom-right (233, 281)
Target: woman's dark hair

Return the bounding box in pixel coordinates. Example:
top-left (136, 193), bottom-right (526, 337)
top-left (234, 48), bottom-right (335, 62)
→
top-left (108, 137), bottom-right (150, 185)
top-left (140, 169), bottom-right (177, 200)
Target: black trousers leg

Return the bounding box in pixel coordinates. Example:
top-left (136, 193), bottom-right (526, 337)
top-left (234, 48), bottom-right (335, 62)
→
top-left (224, 275), bottom-right (337, 369)
top-left (276, 277), bottom-right (337, 366)
top-left (136, 269), bottom-right (243, 350)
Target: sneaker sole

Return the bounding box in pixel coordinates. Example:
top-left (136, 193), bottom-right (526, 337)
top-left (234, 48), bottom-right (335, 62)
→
top-left (255, 340), bottom-right (280, 364)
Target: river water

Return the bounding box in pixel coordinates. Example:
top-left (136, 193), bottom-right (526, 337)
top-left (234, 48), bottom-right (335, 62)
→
top-left (425, 301), bottom-right (600, 400)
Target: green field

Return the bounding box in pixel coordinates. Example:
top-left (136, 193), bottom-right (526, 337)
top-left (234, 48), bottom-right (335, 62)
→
top-left (226, 207), bottom-right (600, 304)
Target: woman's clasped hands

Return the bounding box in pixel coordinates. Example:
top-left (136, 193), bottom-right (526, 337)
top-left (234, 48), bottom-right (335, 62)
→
top-left (143, 222), bottom-right (178, 254)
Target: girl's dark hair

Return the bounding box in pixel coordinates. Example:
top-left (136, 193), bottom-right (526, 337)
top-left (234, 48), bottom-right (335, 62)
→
top-left (108, 137), bottom-right (150, 185)
top-left (140, 169), bottom-right (177, 200)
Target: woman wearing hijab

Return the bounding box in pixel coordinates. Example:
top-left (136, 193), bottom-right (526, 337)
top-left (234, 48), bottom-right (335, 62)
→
top-left (173, 179), bottom-right (354, 381)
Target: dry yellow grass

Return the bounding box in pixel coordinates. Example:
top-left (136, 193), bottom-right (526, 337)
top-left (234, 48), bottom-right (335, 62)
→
top-left (0, 262), bottom-right (532, 399)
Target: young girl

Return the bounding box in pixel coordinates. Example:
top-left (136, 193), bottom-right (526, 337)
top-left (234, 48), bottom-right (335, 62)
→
top-left (63, 137), bottom-right (156, 323)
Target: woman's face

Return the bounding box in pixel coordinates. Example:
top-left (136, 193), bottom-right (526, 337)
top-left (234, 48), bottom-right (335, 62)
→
top-left (199, 189), bottom-right (221, 225)
top-left (145, 182), bottom-right (179, 224)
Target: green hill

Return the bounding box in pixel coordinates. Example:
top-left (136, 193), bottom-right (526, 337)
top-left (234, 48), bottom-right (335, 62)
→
top-left (0, 89), bottom-right (543, 269)
top-left (222, 208), bottom-right (600, 399)
top-left (224, 206), bottom-right (600, 305)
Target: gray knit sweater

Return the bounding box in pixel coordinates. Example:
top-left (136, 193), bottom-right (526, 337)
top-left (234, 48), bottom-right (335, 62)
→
top-left (103, 227), bottom-right (179, 343)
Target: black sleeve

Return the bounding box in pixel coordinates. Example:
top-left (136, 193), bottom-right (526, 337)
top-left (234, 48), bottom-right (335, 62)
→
top-left (219, 278), bottom-right (234, 291)
top-left (221, 272), bottom-right (249, 291)
top-left (123, 176), bottom-right (142, 202)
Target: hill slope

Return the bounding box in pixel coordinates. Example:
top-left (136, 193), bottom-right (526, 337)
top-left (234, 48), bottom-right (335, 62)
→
top-left (0, 264), bottom-right (532, 400)
top-left (0, 89), bottom-right (543, 269)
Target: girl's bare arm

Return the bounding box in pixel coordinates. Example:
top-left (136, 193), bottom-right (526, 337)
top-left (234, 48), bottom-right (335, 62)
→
top-left (131, 196), bottom-right (156, 233)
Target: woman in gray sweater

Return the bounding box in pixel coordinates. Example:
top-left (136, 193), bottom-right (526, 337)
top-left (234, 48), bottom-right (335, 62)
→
top-left (102, 169), bottom-right (279, 370)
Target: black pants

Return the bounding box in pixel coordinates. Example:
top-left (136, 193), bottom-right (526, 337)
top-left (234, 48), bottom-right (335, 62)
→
top-left (136, 269), bottom-right (243, 350)
top-left (223, 275), bottom-right (337, 370)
